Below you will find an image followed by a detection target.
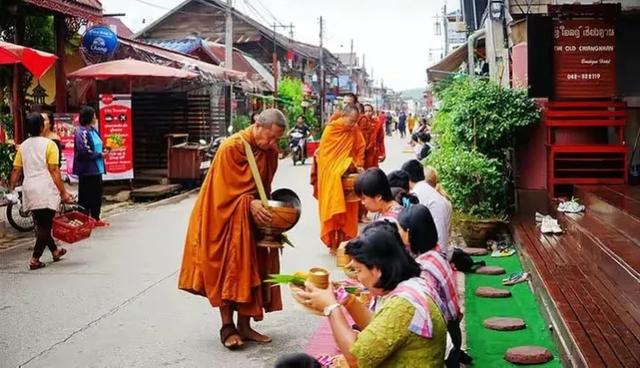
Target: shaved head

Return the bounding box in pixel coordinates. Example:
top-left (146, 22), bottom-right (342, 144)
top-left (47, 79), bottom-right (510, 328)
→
top-left (257, 108), bottom-right (287, 130)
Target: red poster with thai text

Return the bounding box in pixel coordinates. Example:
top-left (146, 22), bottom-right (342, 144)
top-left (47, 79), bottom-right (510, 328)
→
top-left (553, 19), bottom-right (616, 99)
top-left (53, 113), bottom-right (79, 181)
top-left (99, 94), bottom-right (134, 180)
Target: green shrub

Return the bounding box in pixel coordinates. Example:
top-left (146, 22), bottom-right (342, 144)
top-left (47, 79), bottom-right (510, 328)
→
top-left (429, 75), bottom-right (540, 219)
top-left (232, 115), bottom-right (251, 134)
top-left (428, 147), bottom-right (506, 219)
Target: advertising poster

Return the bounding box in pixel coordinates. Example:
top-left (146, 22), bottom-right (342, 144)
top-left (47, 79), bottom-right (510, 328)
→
top-left (99, 94), bottom-right (134, 181)
top-left (53, 113), bottom-right (79, 182)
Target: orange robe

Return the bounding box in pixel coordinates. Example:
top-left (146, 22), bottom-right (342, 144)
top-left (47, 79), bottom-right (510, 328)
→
top-left (372, 119), bottom-right (386, 162)
top-left (317, 118), bottom-right (365, 247)
top-left (330, 110), bottom-right (343, 122)
top-left (179, 127), bottom-right (281, 320)
top-left (359, 116), bottom-right (381, 169)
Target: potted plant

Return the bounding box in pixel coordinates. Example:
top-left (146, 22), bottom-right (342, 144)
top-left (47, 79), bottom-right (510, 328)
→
top-left (428, 147), bottom-right (506, 246)
top-left (428, 74), bottom-right (539, 246)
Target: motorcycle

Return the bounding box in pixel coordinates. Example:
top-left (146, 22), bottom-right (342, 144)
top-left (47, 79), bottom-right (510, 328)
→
top-left (2, 186), bottom-right (35, 232)
top-left (289, 131), bottom-right (307, 166)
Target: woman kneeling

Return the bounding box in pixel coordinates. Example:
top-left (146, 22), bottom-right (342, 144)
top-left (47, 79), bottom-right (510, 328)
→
top-left (299, 223), bottom-right (446, 367)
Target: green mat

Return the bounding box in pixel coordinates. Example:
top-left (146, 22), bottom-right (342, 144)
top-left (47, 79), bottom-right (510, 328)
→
top-left (464, 254), bottom-right (562, 367)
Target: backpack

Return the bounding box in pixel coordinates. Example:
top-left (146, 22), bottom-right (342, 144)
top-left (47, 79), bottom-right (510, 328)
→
top-left (451, 248), bottom-right (486, 273)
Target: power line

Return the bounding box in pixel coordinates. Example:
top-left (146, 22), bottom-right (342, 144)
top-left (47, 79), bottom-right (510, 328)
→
top-left (253, 0), bottom-right (285, 27)
top-left (239, 0), bottom-right (273, 27)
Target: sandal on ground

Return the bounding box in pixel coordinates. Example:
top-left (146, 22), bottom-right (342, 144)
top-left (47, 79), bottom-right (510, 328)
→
top-left (29, 261), bottom-right (46, 270)
top-left (220, 324), bottom-right (243, 350)
top-left (53, 248), bottom-right (67, 262)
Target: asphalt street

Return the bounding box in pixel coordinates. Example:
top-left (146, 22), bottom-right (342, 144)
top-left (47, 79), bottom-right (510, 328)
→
top-left (0, 133), bottom-right (412, 368)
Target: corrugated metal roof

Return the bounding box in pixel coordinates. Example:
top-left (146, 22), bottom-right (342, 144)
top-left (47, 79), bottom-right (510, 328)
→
top-left (145, 38), bottom-right (202, 55)
top-left (103, 17), bottom-right (135, 38)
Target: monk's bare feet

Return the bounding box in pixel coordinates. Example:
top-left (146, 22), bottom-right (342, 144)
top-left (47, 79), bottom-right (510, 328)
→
top-left (238, 327), bottom-right (272, 343)
top-left (220, 324), bottom-right (244, 350)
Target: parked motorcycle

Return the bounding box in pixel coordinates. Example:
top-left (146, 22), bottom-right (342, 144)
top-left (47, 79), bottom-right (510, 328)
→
top-left (289, 131), bottom-right (307, 166)
top-left (2, 186), bottom-right (35, 232)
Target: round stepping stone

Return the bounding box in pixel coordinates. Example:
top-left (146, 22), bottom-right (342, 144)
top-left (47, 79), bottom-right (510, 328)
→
top-left (462, 247), bottom-right (489, 256)
top-left (505, 346), bottom-right (553, 365)
top-left (475, 287), bottom-right (512, 298)
top-left (484, 317), bottom-right (526, 331)
top-left (475, 265), bottom-right (506, 275)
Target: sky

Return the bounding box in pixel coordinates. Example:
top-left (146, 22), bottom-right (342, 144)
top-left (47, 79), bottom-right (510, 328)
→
top-left (101, 0), bottom-right (461, 91)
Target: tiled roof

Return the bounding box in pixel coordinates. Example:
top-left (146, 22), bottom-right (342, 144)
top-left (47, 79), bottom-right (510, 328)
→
top-left (103, 17), bottom-right (134, 38)
top-left (26, 0), bottom-right (102, 21)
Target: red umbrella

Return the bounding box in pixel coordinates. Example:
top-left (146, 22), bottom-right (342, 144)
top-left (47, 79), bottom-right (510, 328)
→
top-left (0, 41), bottom-right (58, 79)
top-left (68, 59), bottom-right (198, 80)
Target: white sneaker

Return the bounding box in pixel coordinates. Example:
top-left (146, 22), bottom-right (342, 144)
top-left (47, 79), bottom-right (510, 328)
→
top-left (541, 217), bottom-right (562, 234)
top-left (558, 198), bottom-right (585, 213)
top-left (541, 217), bottom-right (555, 234)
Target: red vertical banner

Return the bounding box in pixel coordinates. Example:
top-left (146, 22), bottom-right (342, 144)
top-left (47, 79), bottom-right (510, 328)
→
top-left (553, 19), bottom-right (616, 99)
top-left (99, 94), bottom-right (134, 180)
top-left (53, 113), bottom-right (79, 181)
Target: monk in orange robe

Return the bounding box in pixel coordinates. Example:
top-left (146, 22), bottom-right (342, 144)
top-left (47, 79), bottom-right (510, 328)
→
top-left (317, 103), bottom-right (365, 253)
top-left (179, 109), bottom-right (287, 350)
top-left (372, 109), bottom-right (387, 164)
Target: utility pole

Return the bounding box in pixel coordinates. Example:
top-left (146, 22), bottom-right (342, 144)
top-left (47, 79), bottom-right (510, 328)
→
top-left (349, 39), bottom-right (354, 66)
top-left (443, 4), bottom-right (449, 56)
top-left (271, 23), bottom-right (295, 103)
top-left (225, 0), bottom-right (234, 131)
top-left (225, 0), bottom-right (233, 70)
top-left (272, 23), bottom-right (278, 102)
top-left (319, 16), bottom-right (325, 125)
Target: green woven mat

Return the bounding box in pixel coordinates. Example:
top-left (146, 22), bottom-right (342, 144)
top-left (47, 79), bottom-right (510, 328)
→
top-left (464, 254), bottom-right (562, 367)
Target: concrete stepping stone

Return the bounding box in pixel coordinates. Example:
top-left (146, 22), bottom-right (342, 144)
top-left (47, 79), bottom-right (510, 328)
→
top-left (505, 346), bottom-right (553, 365)
top-left (475, 287), bottom-right (512, 298)
top-left (462, 247), bottom-right (489, 256)
top-left (475, 265), bottom-right (506, 275)
top-left (484, 317), bottom-right (526, 331)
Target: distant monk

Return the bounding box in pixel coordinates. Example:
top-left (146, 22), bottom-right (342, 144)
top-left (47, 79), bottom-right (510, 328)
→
top-left (179, 109), bottom-right (287, 350)
top-left (317, 103), bottom-right (365, 253)
top-left (330, 93), bottom-right (358, 122)
top-left (362, 104), bottom-right (385, 168)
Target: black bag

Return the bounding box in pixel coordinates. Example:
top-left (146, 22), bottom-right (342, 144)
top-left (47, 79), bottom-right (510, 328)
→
top-left (451, 248), bottom-right (486, 273)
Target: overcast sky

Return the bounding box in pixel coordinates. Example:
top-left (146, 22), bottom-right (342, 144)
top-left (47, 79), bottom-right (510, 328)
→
top-left (102, 0), bottom-right (460, 91)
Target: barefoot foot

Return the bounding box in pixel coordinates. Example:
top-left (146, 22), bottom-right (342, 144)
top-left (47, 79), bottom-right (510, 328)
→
top-left (238, 327), bottom-right (272, 343)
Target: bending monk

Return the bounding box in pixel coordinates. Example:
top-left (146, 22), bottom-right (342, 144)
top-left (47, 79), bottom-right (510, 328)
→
top-left (317, 103), bottom-right (365, 254)
top-left (179, 109), bottom-right (287, 350)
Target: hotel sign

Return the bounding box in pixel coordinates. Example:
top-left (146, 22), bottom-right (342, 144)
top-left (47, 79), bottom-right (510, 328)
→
top-left (553, 19), bottom-right (616, 98)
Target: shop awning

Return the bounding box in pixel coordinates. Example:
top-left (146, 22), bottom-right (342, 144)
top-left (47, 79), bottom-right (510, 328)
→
top-left (0, 41), bottom-right (57, 79)
top-left (68, 59), bottom-right (198, 80)
top-left (426, 44), bottom-right (468, 83)
top-left (116, 38), bottom-right (247, 84)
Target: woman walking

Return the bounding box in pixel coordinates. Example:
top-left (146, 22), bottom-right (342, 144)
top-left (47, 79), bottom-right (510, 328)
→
top-left (74, 106), bottom-right (110, 227)
top-left (9, 113), bottom-right (74, 270)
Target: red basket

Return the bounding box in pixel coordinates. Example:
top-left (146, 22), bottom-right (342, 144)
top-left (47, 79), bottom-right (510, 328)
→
top-left (52, 210), bottom-right (95, 244)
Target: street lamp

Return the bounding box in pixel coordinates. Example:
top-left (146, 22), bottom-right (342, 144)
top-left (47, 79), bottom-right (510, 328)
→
top-left (490, 0), bottom-right (505, 21)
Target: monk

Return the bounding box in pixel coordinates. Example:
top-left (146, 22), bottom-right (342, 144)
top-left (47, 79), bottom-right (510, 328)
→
top-left (317, 103), bottom-right (365, 253)
top-left (362, 104), bottom-right (384, 168)
top-left (372, 109), bottom-right (387, 164)
top-left (179, 109), bottom-right (287, 350)
top-left (329, 93), bottom-right (357, 122)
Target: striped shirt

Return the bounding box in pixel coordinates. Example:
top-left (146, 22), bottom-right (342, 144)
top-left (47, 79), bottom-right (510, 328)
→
top-left (416, 249), bottom-right (461, 322)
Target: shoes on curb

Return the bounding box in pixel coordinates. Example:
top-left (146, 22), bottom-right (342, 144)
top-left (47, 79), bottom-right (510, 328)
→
top-left (540, 217), bottom-right (562, 234)
top-left (558, 197), bottom-right (585, 213)
top-left (502, 272), bottom-right (530, 286)
top-left (491, 248), bottom-right (516, 257)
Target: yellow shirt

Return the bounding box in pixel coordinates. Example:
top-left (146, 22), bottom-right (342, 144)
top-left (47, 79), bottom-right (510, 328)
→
top-left (13, 140), bottom-right (59, 167)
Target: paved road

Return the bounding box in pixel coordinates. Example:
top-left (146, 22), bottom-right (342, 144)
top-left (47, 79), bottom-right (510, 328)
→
top-left (0, 134), bottom-right (412, 368)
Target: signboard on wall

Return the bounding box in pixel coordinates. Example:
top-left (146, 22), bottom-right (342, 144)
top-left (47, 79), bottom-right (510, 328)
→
top-left (53, 113), bottom-right (79, 181)
top-left (99, 94), bottom-right (134, 181)
top-left (553, 19), bottom-right (616, 99)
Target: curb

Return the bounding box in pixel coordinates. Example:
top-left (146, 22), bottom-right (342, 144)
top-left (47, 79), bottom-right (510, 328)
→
top-left (0, 188), bottom-right (199, 255)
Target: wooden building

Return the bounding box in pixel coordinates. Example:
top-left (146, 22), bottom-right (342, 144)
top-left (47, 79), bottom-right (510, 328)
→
top-left (135, 0), bottom-right (341, 95)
